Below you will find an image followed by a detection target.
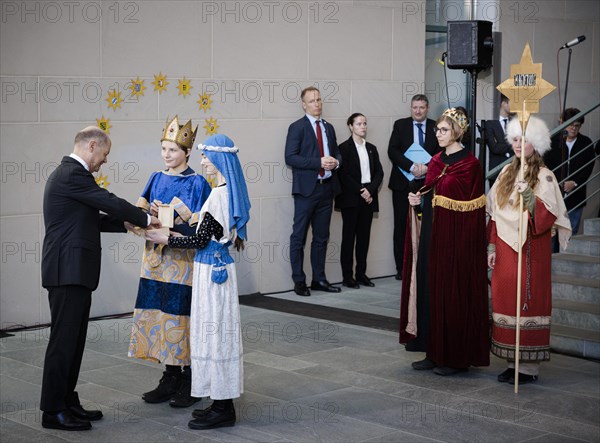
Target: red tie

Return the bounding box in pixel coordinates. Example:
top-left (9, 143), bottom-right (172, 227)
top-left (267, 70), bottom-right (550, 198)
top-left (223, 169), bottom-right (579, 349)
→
top-left (316, 120), bottom-right (325, 177)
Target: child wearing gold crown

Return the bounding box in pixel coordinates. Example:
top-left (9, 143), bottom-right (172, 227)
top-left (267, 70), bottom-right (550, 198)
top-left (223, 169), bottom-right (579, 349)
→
top-left (128, 116), bottom-right (211, 407)
top-left (402, 108), bottom-right (490, 376)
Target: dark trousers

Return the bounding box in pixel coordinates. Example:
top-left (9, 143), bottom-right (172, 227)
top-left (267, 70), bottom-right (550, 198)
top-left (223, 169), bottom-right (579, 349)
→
top-left (40, 285), bottom-right (92, 412)
top-left (340, 202), bottom-right (374, 280)
top-left (290, 181), bottom-right (334, 283)
top-left (392, 189), bottom-right (409, 275)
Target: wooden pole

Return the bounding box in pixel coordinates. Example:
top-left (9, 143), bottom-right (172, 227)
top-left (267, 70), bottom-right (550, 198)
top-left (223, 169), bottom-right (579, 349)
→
top-left (514, 103), bottom-right (529, 394)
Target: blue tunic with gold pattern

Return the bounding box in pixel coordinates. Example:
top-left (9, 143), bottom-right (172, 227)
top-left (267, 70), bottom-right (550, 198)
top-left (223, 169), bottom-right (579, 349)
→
top-left (128, 167), bottom-right (211, 365)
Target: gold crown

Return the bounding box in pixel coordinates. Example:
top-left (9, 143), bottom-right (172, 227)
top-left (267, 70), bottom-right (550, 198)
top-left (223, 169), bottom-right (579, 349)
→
top-left (161, 115), bottom-right (198, 151)
top-left (442, 108), bottom-right (469, 131)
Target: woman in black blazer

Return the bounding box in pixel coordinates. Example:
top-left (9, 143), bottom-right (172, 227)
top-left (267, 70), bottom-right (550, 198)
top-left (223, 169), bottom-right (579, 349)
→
top-left (335, 113), bottom-right (384, 288)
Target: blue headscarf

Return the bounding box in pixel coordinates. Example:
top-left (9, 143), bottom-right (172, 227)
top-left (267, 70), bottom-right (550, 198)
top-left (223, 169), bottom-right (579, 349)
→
top-left (198, 134), bottom-right (251, 240)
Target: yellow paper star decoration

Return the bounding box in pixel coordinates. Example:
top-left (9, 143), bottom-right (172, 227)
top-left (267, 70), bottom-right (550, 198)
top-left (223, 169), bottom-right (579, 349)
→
top-left (204, 117), bottom-right (219, 136)
top-left (95, 174), bottom-right (110, 189)
top-left (96, 116), bottom-right (112, 133)
top-left (177, 77), bottom-right (193, 97)
top-left (497, 42), bottom-right (556, 124)
top-left (106, 89), bottom-right (123, 111)
top-left (198, 92), bottom-right (213, 112)
top-left (152, 72), bottom-right (169, 94)
top-left (130, 77), bottom-right (146, 98)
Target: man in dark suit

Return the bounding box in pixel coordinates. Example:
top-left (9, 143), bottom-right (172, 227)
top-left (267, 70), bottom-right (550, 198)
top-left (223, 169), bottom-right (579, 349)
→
top-left (388, 94), bottom-right (439, 280)
top-left (485, 94), bottom-right (514, 187)
top-left (40, 127), bottom-right (159, 431)
top-left (545, 108), bottom-right (596, 238)
top-left (285, 86), bottom-right (342, 296)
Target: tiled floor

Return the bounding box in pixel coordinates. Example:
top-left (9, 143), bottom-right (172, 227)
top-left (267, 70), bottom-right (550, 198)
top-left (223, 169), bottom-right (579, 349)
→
top-left (1, 277), bottom-right (599, 442)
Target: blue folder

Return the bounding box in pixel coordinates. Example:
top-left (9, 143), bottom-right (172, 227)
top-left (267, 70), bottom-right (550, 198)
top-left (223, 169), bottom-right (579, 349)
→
top-left (399, 143), bottom-right (432, 180)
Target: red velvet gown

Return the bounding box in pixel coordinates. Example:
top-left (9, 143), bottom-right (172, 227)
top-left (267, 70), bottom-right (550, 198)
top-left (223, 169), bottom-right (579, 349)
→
top-left (404, 149), bottom-right (490, 368)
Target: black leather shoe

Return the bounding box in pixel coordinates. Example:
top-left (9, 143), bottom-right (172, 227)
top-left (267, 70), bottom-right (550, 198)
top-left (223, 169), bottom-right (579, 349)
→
top-left (356, 275), bottom-right (375, 287)
top-left (395, 273), bottom-right (402, 281)
top-left (497, 368), bottom-right (514, 383)
top-left (411, 358), bottom-right (435, 370)
top-left (68, 404), bottom-right (103, 421)
top-left (192, 406), bottom-right (212, 419)
top-left (42, 410), bottom-right (91, 431)
top-left (311, 280), bottom-right (341, 293)
top-left (170, 367), bottom-right (201, 408)
top-left (143, 369), bottom-right (182, 403)
top-left (433, 366), bottom-right (468, 376)
top-left (509, 373), bottom-right (538, 385)
top-left (294, 282), bottom-right (311, 297)
top-left (188, 404), bottom-right (236, 430)
top-left (342, 278), bottom-right (359, 289)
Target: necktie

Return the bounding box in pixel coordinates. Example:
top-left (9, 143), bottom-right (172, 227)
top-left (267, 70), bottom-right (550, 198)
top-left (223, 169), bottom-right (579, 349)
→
top-left (502, 118), bottom-right (507, 132)
top-left (316, 120), bottom-right (325, 177)
top-left (416, 123), bottom-right (424, 147)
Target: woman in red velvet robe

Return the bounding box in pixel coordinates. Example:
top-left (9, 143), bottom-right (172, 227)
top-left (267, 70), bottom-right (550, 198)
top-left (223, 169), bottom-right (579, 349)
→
top-left (487, 116), bottom-right (571, 385)
top-left (403, 108), bottom-right (490, 376)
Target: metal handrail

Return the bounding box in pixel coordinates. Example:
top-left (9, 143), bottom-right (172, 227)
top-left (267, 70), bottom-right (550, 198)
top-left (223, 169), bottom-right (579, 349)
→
top-left (486, 101), bottom-right (600, 180)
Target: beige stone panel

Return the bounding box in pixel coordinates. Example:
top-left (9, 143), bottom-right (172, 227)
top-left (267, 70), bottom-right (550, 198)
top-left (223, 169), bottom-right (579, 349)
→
top-left (262, 80), bottom-right (351, 120)
top-left (0, 123), bottom-right (80, 217)
top-left (498, 16), bottom-right (535, 80)
top-left (102, 1), bottom-right (211, 78)
top-left (393, 2), bottom-right (426, 82)
top-left (565, 1), bottom-right (599, 22)
top-left (159, 79), bottom-right (262, 121)
top-left (0, 77), bottom-right (39, 122)
top-left (0, 1), bottom-right (100, 76)
top-left (0, 215), bottom-right (44, 328)
top-left (309, 5), bottom-right (393, 80)
top-left (352, 81), bottom-right (418, 118)
top-left (213, 3), bottom-right (307, 79)
top-left (232, 198), bottom-right (260, 296)
top-left (39, 77), bottom-right (158, 122)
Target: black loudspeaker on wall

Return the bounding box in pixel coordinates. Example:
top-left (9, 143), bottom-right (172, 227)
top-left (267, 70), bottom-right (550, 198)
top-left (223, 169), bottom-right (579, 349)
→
top-left (447, 20), bottom-right (494, 70)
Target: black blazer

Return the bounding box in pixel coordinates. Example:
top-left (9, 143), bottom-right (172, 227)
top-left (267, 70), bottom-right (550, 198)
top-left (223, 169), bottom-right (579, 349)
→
top-left (545, 133), bottom-right (596, 210)
top-left (485, 119), bottom-right (513, 181)
top-left (285, 116), bottom-right (341, 197)
top-left (335, 137), bottom-right (384, 212)
top-left (42, 156), bottom-right (148, 291)
top-left (387, 117), bottom-right (439, 191)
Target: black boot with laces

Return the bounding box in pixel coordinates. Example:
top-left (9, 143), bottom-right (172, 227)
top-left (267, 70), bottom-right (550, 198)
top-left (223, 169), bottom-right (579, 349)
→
top-left (169, 366), bottom-right (201, 408)
top-left (142, 365), bottom-right (181, 403)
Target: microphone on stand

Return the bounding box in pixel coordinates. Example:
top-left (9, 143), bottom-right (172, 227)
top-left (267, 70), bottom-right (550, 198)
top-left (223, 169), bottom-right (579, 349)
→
top-left (560, 35), bottom-right (586, 49)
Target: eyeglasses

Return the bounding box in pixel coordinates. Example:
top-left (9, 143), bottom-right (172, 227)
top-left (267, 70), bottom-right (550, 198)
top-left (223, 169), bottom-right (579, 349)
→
top-left (434, 127), bottom-right (450, 135)
top-left (568, 123), bottom-right (582, 129)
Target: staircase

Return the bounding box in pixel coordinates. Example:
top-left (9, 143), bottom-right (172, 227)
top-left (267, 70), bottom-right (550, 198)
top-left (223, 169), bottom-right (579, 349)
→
top-left (550, 217), bottom-right (600, 360)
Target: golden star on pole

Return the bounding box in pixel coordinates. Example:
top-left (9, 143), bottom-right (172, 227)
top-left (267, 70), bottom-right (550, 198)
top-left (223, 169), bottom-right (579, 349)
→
top-left (96, 116), bottom-right (112, 133)
top-left (203, 117), bottom-right (219, 136)
top-left (497, 42), bottom-right (555, 125)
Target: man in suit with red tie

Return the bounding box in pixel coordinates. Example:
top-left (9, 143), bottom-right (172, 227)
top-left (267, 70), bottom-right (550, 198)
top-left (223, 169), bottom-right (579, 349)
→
top-left (285, 87), bottom-right (342, 296)
top-left (40, 127), bottom-right (160, 431)
top-left (387, 94), bottom-right (439, 280)
top-left (485, 94), bottom-right (514, 187)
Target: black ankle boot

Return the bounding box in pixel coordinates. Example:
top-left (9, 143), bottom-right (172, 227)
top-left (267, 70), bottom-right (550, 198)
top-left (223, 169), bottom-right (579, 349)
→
top-left (142, 365), bottom-right (182, 403)
top-left (169, 366), bottom-right (201, 408)
top-left (188, 399), bottom-right (235, 430)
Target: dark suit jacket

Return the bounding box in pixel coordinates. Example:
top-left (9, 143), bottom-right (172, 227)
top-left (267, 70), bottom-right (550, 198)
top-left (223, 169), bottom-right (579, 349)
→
top-left (335, 137), bottom-right (384, 212)
top-left (387, 117), bottom-right (439, 191)
top-left (42, 156), bottom-right (148, 291)
top-left (485, 119), bottom-right (513, 181)
top-left (285, 116), bottom-right (341, 197)
top-left (545, 133), bottom-right (596, 210)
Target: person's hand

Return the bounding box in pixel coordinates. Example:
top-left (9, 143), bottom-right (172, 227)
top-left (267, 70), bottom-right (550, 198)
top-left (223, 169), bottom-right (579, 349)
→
top-left (145, 229), bottom-right (169, 245)
top-left (360, 187), bottom-right (371, 201)
top-left (169, 231), bottom-right (183, 238)
top-left (563, 180), bottom-right (576, 193)
top-left (408, 192), bottom-right (422, 206)
top-left (321, 156), bottom-right (338, 171)
top-left (487, 251), bottom-right (496, 269)
top-left (150, 200), bottom-right (162, 217)
top-left (149, 215), bottom-right (162, 229)
top-left (124, 221), bottom-right (137, 232)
